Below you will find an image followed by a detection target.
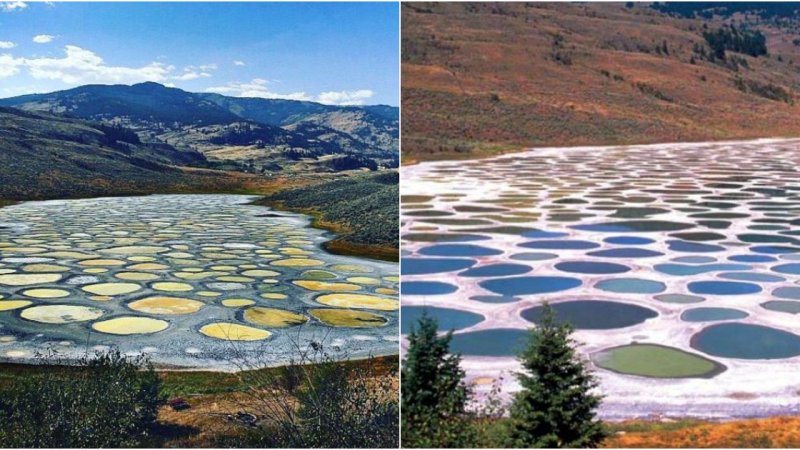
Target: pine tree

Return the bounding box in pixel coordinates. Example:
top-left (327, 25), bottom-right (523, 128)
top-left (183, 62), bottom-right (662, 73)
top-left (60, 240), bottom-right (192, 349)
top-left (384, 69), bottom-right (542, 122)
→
top-left (505, 303), bottom-right (607, 448)
top-left (401, 311), bottom-right (475, 448)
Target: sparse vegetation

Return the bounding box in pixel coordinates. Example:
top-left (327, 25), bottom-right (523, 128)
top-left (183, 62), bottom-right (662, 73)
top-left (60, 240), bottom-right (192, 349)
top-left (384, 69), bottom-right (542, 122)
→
top-left (214, 344), bottom-right (399, 448)
top-left (652, 2), bottom-right (800, 21)
top-left (257, 171), bottom-right (399, 259)
top-left (635, 82), bottom-right (674, 102)
top-left (734, 77), bottom-right (794, 103)
top-left (402, 2), bottom-right (800, 162)
top-left (0, 350), bottom-right (399, 448)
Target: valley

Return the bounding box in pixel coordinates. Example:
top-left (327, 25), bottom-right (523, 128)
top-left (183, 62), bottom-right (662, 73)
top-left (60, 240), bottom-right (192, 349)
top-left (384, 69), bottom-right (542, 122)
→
top-left (0, 82), bottom-right (399, 174)
top-left (0, 83), bottom-right (399, 259)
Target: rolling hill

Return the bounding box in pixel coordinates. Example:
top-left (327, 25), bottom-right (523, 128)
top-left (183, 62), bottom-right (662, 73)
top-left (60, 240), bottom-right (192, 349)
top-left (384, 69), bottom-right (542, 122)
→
top-left (402, 2), bottom-right (800, 161)
top-left (0, 106), bottom-right (265, 200)
top-left (0, 82), bottom-right (399, 172)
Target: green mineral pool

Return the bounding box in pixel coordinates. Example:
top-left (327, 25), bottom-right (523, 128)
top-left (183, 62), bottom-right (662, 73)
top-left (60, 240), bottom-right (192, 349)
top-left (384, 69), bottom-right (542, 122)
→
top-left (593, 343), bottom-right (726, 378)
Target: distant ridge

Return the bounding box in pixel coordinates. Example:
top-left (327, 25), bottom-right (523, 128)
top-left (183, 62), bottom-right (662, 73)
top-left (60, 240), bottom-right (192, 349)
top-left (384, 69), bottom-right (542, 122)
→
top-left (0, 82), bottom-right (399, 171)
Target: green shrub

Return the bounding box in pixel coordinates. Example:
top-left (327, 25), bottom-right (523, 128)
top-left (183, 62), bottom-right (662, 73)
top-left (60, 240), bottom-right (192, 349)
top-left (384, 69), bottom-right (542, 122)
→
top-left (215, 342), bottom-right (398, 448)
top-left (0, 350), bottom-right (164, 448)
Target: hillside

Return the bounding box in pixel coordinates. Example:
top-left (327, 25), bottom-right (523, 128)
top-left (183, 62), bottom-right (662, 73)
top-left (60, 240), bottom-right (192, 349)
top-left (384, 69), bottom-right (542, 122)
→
top-left (198, 93), bottom-right (400, 151)
top-left (256, 171), bottom-right (399, 261)
top-left (0, 107), bottom-right (267, 200)
top-left (0, 83), bottom-right (399, 172)
top-left (402, 2), bottom-right (800, 161)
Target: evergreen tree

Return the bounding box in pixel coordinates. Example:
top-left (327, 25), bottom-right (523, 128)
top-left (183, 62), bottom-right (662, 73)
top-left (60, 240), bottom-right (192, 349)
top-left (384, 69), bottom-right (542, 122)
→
top-left (401, 311), bottom-right (475, 448)
top-left (505, 303), bottom-right (607, 448)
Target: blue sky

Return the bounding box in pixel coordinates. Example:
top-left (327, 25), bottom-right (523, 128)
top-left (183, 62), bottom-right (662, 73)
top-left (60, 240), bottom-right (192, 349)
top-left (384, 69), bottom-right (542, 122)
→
top-left (0, 1), bottom-right (399, 105)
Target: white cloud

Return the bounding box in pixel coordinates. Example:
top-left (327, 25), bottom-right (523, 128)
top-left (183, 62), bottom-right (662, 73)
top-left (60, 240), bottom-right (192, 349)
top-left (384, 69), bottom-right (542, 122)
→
top-left (170, 64), bottom-right (215, 81)
top-left (33, 34), bottom-right (55, 44)
top-left (172, 71), bottom-right (211, 81)
top-left (206, 79), bottom-right (313, 101)
top-left (233, 60), bottom-right (245, 66)
top-left (0, 41), bottom-right (15, 49)
top-left (0, 53), bottom-right (23, 78)
top-left (24, 45), bottom-right (174, 84)
top-left (0, 1), bottom-right (27, 12)
top-left (206, 79), bottom-right (376, 104)
top-left (317, 89), bottom-right (374, 106)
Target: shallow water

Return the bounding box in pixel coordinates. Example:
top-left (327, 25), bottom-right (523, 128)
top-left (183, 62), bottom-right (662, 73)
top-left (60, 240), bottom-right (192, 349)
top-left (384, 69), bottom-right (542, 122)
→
top-left (0, 195), bottom-right (398, 369)
top-left (401, 139), bottom-right (800, 419)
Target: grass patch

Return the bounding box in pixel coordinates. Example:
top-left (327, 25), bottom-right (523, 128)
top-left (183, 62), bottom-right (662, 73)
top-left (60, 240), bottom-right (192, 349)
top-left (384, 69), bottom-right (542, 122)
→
top-left (607, 419), bottom-right (707, 434)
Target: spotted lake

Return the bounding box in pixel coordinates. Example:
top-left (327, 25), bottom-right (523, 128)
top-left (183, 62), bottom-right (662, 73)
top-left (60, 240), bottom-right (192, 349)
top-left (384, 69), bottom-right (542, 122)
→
top-left (401, 139), bottom-right (800, 419)
top-left (0, 195), bottom-right (398, 369)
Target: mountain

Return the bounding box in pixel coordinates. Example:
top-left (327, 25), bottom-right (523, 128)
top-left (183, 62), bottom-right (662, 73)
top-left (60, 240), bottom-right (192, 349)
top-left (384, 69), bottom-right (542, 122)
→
top-left (402, 2), bottom-right (800, 162)
top-left (197, 93), bottom-right (399, 152)
top-left (0, 106), bottom-right (255, 200)
top-left (1, 82), bottom-right (240, 126)
top-left (0, 83), bottom-right (399, 172)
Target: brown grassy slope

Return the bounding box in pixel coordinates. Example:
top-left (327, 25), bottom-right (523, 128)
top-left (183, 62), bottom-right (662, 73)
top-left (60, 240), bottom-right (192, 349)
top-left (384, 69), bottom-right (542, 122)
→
top-left (0, 106), bottom-right (281, 200)
top-left (604, 416), bottom-right (800, 448)
top-left (402, 2), bottom-right (800, 162)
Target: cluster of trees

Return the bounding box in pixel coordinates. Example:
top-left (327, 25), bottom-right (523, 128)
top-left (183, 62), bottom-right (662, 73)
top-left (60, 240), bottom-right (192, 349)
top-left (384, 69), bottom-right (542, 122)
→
top-left (208, 122), bottom-right (303, 147)
top-left (0, 351), bottom-right (164, 447)
top-left (94, 123), bottom-right (142, 145)
top-left (402, 304), bottom-right (607, 448)
top-left (328, 154), bottom-right (378, 172)
top-left (702, 25), bottom-right (768, 60)
top-left (262, 171), bottom-right (399, 249)
top-left (652, 2), bottom-right (800, 20)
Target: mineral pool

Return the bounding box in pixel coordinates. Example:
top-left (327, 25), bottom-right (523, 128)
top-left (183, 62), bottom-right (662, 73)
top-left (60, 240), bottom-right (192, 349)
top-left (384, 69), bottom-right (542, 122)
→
top-left (401, 139), bottom-right (800, 419)
top-left (0, 195), bottom-right (398, 369)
